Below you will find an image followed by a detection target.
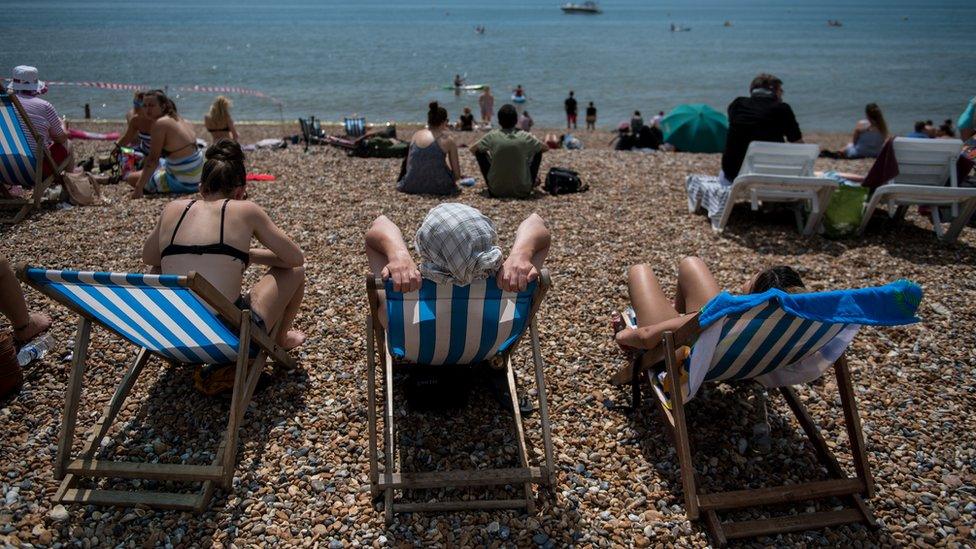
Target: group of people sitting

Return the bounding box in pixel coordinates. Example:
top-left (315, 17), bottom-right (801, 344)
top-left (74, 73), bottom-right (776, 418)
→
top-left (397, 102), bottom-right (547, 198)
top-left (116, 90), bottom-right (239, 198)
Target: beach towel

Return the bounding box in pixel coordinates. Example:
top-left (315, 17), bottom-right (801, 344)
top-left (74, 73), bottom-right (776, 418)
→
top-left (67, 128), bottom-right (120, 141)
top-left (683, 280), bottom-right (922, 401)
top-left (685, 174), bottom-right (731, 223)
top-left (246, 173), bottom-right (275, 181)
top-left (146, 151), bottom-right (203, 194)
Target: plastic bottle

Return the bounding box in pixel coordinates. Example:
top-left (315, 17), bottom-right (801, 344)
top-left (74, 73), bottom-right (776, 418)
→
top-left (459, 177), bottom-right (476, 187)
top-left (16, 333), bottom-right (55, 367)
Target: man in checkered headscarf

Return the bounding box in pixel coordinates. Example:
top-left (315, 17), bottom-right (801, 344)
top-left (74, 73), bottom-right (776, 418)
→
top-left (414, 203), bottom-right (503, 285)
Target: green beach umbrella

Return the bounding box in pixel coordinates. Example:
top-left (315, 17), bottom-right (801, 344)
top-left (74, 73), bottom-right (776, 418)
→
top-left (661, 104), bottom-right (728, 153)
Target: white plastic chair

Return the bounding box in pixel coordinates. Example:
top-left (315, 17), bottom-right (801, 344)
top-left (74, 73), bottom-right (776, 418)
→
top-left (698, 142), bottom-right (838, 235)
top-left (857, 137), bottom-right (976, 243)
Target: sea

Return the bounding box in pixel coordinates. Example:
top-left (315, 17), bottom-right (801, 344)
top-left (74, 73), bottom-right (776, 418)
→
top-left (2, 0), bottom-right (974, 133)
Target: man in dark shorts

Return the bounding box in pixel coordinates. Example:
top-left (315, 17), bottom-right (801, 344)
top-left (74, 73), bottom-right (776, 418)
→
top-left (720, 73), bottom-right (803, 183)
top-left (564, 91), bottom-right (578, 130)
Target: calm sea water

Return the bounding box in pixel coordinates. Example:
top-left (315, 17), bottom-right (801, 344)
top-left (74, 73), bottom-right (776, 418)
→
top-left (2, 0), bottom-right (973, 132)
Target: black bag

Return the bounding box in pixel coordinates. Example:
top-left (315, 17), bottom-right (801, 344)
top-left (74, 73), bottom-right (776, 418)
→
top-left (544, 167), bottom-right (588, 195)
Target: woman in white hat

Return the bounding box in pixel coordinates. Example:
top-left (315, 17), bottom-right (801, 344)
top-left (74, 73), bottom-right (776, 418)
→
top-left (5, 65), bottom-right (73, 181)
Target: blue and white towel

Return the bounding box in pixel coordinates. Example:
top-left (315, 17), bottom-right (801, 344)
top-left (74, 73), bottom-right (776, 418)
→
top-left (686, 173), bottom-right (732, 224)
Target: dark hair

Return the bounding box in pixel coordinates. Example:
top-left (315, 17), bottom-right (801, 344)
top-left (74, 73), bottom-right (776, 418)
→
top-left (939, 119), bottom-right (955, 137)
top-left (427, 101), bottom-right (448, 127)
top-left (201, 139), bottom-right (246, 196)
top-left (751, 266), bottom-right (805, 294)
top-left (914, 120), bottom-right (927, 132)
top-left (634, 110), bottom-right (641, 116)
top-left (497, 104), bottom-right (518, 129)
top-left (569, 90), bottom-right (574, 96)
top-left (750, 73), bottom-right (783, 94)
top-left (143, 89), bottom-right (177, 117)
top-left (865, 103), bottom-right (888, 137)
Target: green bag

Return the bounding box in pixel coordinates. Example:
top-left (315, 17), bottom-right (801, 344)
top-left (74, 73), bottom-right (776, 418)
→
top-left (823, 185), bottom-right (868, 238)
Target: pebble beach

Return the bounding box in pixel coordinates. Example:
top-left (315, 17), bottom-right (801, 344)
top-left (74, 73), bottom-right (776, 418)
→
top-left (1, 122), bottom-right (975, 548)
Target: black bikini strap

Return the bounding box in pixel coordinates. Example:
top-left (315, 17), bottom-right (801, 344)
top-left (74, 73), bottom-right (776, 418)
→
top-left (170, 200), bottom-right (197, 245)
top-left (219, 199), bottom-right (230, 244)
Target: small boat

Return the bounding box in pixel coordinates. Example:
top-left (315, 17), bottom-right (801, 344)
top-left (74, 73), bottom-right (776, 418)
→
top-left (827, 19), bottom-right (843, 27)
top-left (669, 23), bottom-right (692, 32)
top-left (561, 1), bottom-right (602, 14)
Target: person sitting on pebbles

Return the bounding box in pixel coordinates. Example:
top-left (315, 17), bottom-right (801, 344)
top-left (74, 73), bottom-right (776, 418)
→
top-left (0, 255), bottom-right (52, 346)
top-left (364, 203), bottom-right (550, 324)
top-left (141, 139), bottom-right (306, 351)
top-left (125, 89), bottom-right (203, 199)
top-left (613, 257), bottom-right (808, 454)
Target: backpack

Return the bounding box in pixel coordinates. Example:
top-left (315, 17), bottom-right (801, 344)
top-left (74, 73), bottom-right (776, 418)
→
top-left (544, 167), bottom-right (588, 195)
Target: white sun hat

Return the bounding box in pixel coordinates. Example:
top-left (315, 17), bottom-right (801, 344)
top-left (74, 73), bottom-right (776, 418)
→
top-left (9, 65), bottom-right (45, 93)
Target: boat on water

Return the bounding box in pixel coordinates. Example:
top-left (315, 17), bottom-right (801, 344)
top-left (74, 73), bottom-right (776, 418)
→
top-left (561, 2), bottom-right (602, 14)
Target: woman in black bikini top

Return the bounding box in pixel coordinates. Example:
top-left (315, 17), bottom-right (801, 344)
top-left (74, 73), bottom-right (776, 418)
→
top-left (205, 96), bottom-right (239, 142)
top-left (142, 139), bottom-right (307, 350)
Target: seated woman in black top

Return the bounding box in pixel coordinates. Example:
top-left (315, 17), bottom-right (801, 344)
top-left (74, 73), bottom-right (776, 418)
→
top-left (720, 73), bottom-right (803, 184)
top-left (141, 139), bottom-right (307, 349)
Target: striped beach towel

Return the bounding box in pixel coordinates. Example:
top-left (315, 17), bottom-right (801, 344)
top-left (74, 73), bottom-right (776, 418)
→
top-left (385, 276), bottom-right (536, 365)
top-left (148, 150), bottom-right (203, 194)
top-left (685, 174), bottom-right (731, 225)
top-left (24, 268), bottom-right (244, 364)
top-left (0, 92), bottom-right (38, 187)
top-left (679, 280), bottom-right (922, 402)
top-left (344, 117), bottom-right (366, 137)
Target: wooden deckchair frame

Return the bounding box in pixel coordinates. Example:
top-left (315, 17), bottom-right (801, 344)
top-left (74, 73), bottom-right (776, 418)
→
top-left (613, 315), bottom-right (876, 546)
top-left (365, 271), bottom-right (555, 524)
top-left (17, 265), bottom-right (296, 511)
top-left (0, 93), bottom-right (66, 224)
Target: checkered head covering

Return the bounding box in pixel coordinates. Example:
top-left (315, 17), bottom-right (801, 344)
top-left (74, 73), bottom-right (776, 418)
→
top-left (414, 203), bottom-right (504, 285)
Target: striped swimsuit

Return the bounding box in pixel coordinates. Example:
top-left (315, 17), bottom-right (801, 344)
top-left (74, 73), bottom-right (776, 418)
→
top-left (147, 150), bottom-right (203, 194)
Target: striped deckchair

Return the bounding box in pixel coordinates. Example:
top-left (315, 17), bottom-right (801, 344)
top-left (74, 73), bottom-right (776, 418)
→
top-left (611, 281), bottom-right (921, 545)
top-left (0, 91), bottom-right (64, 224)
top-left (344, 116), bottom-right (366, 137)
top-left (18, 265), bottom-right (295, 511)
top-left (365, 271), bottom-right (554, 524)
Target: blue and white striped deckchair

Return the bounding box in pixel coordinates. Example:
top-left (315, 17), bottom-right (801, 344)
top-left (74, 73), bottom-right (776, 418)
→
top-left (344, 116), bottom-right (366, 137)
top-left (19, 265), bottom-right (295, 512)
top-left (0, 91), bottom-right (61, 224)
top-left (365, 271), bottom-right (555, 523)
top-left (613, 280), bottom-right (921, 544)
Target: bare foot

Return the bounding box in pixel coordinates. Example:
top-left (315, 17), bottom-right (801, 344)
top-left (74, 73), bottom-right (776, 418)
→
top-left (279, 330), bottom-right (306, 350)
top-left (14, 312), bottom-right (52, 345)
top-left (130, 190), bottom-right (143, 199)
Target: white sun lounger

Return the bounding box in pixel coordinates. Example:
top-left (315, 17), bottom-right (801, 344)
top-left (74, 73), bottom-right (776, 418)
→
top-left (689, 142), bottom-right (838, 235)
top-left (857, 137), bottom-right (976, 243)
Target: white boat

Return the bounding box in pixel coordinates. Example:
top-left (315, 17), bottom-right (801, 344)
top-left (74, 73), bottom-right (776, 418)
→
top-left (561, 2), bottom-right (602, 14)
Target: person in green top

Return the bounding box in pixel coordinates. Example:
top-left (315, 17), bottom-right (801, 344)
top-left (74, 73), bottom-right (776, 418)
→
top-left (470, 104), bottom-right (548, 198)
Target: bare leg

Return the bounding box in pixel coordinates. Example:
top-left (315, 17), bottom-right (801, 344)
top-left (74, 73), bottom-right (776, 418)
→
top-left (125, 171), bottom-right (144, 198)
top-left (674, 256), bottom-right (721, 314)
top-left (627, 264), bottom-right (680, 328)
top-left (0, 257), bottom-right (51, 343)
top-left (247, 266), bottom-right (306, 349)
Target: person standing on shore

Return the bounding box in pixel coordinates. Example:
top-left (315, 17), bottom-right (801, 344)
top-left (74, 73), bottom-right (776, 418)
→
top-left (585, 102), bottom-right (597, 130)
top-left (720, 73), bottom-right (802, 183)
top-left (565, 91), bottom-right (578, 129)
top-left (479, 87), bottom-right (495, 127)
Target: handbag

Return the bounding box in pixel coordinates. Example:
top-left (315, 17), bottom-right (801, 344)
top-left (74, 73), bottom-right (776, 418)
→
top-left (544, 167), bottom-right (588, 195)
top-left (61, 171), bottom-right (102, 206)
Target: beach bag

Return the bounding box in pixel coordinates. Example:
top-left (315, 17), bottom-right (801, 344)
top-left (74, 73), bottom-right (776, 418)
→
top-left (544, 167), bottom-right (588, 195)
top-left (352, 137), bottom-right (409, 159)
top-left (61, 172), bottom-right (102, 206)
top-left (823, 185), bottom-right (868, 238)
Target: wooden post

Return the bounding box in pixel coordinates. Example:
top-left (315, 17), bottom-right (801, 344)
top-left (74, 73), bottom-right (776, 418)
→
top-left (56, 317), bottom-right (91, 480)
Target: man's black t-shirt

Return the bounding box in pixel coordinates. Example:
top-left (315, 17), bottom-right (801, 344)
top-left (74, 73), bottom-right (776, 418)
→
top-left (721, 95), bottom-right (802, 180)
top-left (586, 105), bottom-right (597, 117)
top-left (565, 96), bottom-right (578, 115)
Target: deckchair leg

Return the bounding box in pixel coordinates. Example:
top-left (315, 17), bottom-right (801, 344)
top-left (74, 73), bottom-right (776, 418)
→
top-left (384, 350), bottom-right (395, 525)
top-left (944, 197), bottom-right (976, 243)
top-left (531, 320), bottom-right (555, 487)
top-left (833, 356), bottom-right (874, 498)
top-left (366, 315), bottom-right (380, 498)
top-left (504, 356), bottom-right (535, 511)
top-left (664, 331), bottom-right (698, 520)
top-left (56, 318), bottom-right (92, 480)
top-left (222, 318), bottom-right (251, 489)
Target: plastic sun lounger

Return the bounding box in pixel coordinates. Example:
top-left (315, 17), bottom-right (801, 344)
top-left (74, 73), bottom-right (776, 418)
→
top-left (0, 91), bottom-right (67, 224)
top-left (611, 281), bottom-right (922, 545)
top-left (690, 141), bottom-right (838, 235)
top-left (18, 266), bottom-right (296, 511)
top-left (365, 272), bottom-right (555, 524)
top-left (857, 137), bottom-right (976, 243)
